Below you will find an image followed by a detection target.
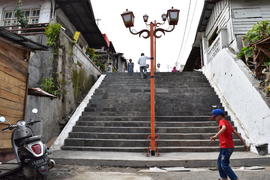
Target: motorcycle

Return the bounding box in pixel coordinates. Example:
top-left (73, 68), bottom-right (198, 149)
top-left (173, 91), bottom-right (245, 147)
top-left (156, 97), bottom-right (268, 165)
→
top-left (0, 108), bottom-right (55, 180)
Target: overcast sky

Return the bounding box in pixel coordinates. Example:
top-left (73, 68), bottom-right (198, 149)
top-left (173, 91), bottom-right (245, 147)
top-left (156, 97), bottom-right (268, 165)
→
top-left (91, 0), bottom-right (204, 72)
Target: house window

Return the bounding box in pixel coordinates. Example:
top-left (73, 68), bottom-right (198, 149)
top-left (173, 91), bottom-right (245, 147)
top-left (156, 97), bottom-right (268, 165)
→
top-left (3, 11), bottom-right (16, 26)
top-left (30, 9), bottom-right (40, 24)
top-left (2, 8), bottom-right (40, 26)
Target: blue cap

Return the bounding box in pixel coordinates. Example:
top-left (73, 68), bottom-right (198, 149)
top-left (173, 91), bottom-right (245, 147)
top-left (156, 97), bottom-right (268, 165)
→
top-left (211, 109), bottom-right (225, 117)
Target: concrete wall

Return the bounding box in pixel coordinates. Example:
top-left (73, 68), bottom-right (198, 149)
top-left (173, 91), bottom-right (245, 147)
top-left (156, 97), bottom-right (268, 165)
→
top-left (55, 8), bottom-right (88, 50)
top-left (203, 48), bottom-right (270, 153)
top-left (26, 33), bottom-right (101, 143)
top-left (0, 0), bottom-right (51, 25)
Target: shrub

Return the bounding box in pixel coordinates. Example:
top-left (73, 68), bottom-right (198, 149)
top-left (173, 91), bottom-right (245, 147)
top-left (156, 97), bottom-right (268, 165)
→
top-left (45, 23), bottom-right (62, 47)
top-left (238, 20), bottom-right (270, 59)
top-left (40, 77), bottom-right (60, 96)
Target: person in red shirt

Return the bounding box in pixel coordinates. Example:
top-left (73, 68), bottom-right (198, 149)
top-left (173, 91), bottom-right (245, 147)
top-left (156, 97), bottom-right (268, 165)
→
top-left (210, 109), bottom-right (247, 180)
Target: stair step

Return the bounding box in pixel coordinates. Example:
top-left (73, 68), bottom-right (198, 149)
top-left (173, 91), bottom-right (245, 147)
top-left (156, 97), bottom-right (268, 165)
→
top-left (79, 116), bottom-right (213, 122)
top-left (68, 132), bottom-right (221, 139)
top-left (72, 126), bottom-right (218, 133)
top-left (76, 121), bottom-right (217, 127)
top-left (62, 146), bottom-right (245, 152)
top-left (68, 132), bottom-right (240, 140)
top-left (64, 138), bottom-right (243, 147)
top-left (61, 72), bottom-right (244, 153)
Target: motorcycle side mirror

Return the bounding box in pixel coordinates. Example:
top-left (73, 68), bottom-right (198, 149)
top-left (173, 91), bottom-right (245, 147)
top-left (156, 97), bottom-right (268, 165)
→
top-left (32, 108), bottom-right (38, 114)
top-left (0, 116), bottom-right (6, 123)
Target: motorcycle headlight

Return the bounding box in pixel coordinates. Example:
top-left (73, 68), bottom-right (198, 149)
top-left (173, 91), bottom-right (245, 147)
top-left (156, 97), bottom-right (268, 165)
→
top-left (17, 121), bottom-right (26, 126)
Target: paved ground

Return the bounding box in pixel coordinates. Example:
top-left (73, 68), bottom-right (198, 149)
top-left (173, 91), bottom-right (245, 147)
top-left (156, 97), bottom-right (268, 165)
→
top-left (51, 151), bottom-right (270, 168)
top-left (46, 165), bottom-right (270, 180)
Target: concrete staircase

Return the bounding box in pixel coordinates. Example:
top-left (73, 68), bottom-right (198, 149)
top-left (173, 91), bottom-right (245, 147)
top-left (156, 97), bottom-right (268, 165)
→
top-left (61, 72), bottom-right (245, 152)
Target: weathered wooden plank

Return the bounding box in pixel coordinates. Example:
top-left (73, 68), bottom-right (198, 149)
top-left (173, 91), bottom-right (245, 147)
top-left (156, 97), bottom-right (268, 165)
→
top-left (0, 39), bottom-right (27, 68)
top-left (0, 88), bottom-right (25, 104)
top-left (232, 8), bottom-right (262, 19)
top-left (0, 57), bottom-right (27, 82)
top-left (0, 82), bottom-right (26, 97)
top-left (0, 104), bottom-right (24, 115)
top-left (0, 99), bottom-right (24, 111)
top-left (206, 0), bottom-right (229, 36)
top-left (0, 106), bottom-right (24, 118)
top-left (231, 0), bottom-right (270, 35)
top-left (0, 139), bottom-right (12, 150)
top-left (0, 71), bottom-right (26, 90)
top-left (0, 132), bottom-right (11, 140)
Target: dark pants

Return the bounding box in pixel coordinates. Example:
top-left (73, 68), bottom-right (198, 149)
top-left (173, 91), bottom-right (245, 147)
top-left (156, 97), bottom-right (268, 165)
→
top-left (140, 66), bottom-right (147, 79)
top-left (217, 148), bottom-right (238, 180)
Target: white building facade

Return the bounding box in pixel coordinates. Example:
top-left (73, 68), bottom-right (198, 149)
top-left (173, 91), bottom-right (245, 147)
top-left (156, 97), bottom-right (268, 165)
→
top-left (184, 0), bottom-right (270, 154)
top-left (0, 0), bottom-right (52, 26)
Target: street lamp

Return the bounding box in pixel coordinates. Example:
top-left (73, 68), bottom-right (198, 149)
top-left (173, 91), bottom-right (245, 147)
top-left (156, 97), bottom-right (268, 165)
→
top-left (121, 7), bottom-right (180, 157)
top-left (143, 14), bottom-right (149, 23)
top-left (161, 14), bottom-right (167, 22)
top-left (121, 8), bottom-right (180, 39)
top-left (167, 7), bottom-right (180, 25)
top-left (121, 9), bottom-right (135, 28)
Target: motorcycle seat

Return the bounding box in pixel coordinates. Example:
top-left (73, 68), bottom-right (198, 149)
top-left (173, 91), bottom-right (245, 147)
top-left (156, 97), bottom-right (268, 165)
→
top-left (21, 136), bottom-right (41, 145)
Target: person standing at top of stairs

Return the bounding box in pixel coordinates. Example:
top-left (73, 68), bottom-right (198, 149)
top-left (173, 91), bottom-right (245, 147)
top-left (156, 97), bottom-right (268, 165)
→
top-left (210, 109), bottom-right (247, 180)
top-left (127, 59), bottom-right (134, 75)
top-left (138, 53), bottom-right (153, 79)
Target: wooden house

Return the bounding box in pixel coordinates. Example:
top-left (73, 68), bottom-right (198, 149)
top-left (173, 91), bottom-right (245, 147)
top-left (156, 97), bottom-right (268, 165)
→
top-left (0, 28), bottom-right (46, 152)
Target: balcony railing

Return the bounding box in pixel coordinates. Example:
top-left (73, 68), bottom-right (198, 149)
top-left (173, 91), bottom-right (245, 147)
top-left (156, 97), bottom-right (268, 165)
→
top-left (206, 28), bottom-right (228, 63)
top-left (207, 36), bottom-right (222, 63)
top-left (2, 23), bottom-right (48, 36)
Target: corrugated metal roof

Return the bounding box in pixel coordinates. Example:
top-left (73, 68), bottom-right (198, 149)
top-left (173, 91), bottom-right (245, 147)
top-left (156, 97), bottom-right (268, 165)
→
top-left (56, 0), bottom-right (107, 49)
top-left (0, 27), bottom-right (47, 50)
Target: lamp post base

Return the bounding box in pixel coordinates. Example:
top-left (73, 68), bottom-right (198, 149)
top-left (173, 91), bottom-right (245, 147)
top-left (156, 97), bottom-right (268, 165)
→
top-left (147, 135), bottom-right (160, 157)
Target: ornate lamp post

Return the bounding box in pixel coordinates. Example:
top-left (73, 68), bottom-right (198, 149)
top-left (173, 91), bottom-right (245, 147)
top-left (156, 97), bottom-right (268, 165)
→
top-left (121, 7), bottom-right (180, 156)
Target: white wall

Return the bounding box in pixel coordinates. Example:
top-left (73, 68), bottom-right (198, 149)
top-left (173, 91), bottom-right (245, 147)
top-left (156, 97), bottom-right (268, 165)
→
top-left (231, 0), bottom-right (270, 35)
top-left (0, 0), bottom-right (51, 25)
top-left (203, 48), bottom-right (270, 153)
top-left (39, 0), bottom-right (51, 23)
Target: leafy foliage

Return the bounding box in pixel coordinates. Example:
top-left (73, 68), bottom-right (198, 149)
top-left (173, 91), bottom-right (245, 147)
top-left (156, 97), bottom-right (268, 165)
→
top-left (238, 21), bottom-right (270, 59)
top-left (85, 48), bottom-right (98, 60)
top-left (244, 20), bottom-right (270, 44)
top-left (237, 46), bottom-right (254, 59)
top-left (40, 77), bottom-right (60, 96)
top-left (15, 0), bottom-right (28, 27)
top-left (85, 48), bottom-right (106, 72)
top-left (93, 59), bottom-right (105, 72)
top-left (45, 23), bottom-right (62, 47)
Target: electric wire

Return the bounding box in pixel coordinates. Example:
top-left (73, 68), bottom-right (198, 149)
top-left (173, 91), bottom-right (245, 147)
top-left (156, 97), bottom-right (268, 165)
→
top-left (175, 0), bottom-right (194, 68)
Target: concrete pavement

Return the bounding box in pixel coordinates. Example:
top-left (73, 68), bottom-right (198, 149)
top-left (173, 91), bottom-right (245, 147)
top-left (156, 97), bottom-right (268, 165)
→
top-left (51, 150), bottom-right (270, 168)
top-left (47, 165), bottom-right (270, 180)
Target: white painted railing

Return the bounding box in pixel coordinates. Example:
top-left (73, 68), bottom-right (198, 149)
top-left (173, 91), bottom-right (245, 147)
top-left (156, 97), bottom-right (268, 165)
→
top-left (207, 36), bottom-right (222, 62)
top-left (206, 28), bottom-right (229, 64)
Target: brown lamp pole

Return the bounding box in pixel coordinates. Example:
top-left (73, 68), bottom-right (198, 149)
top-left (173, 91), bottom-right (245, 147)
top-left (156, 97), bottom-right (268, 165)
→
top-left (121, 7), bottom-right (180, 156)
